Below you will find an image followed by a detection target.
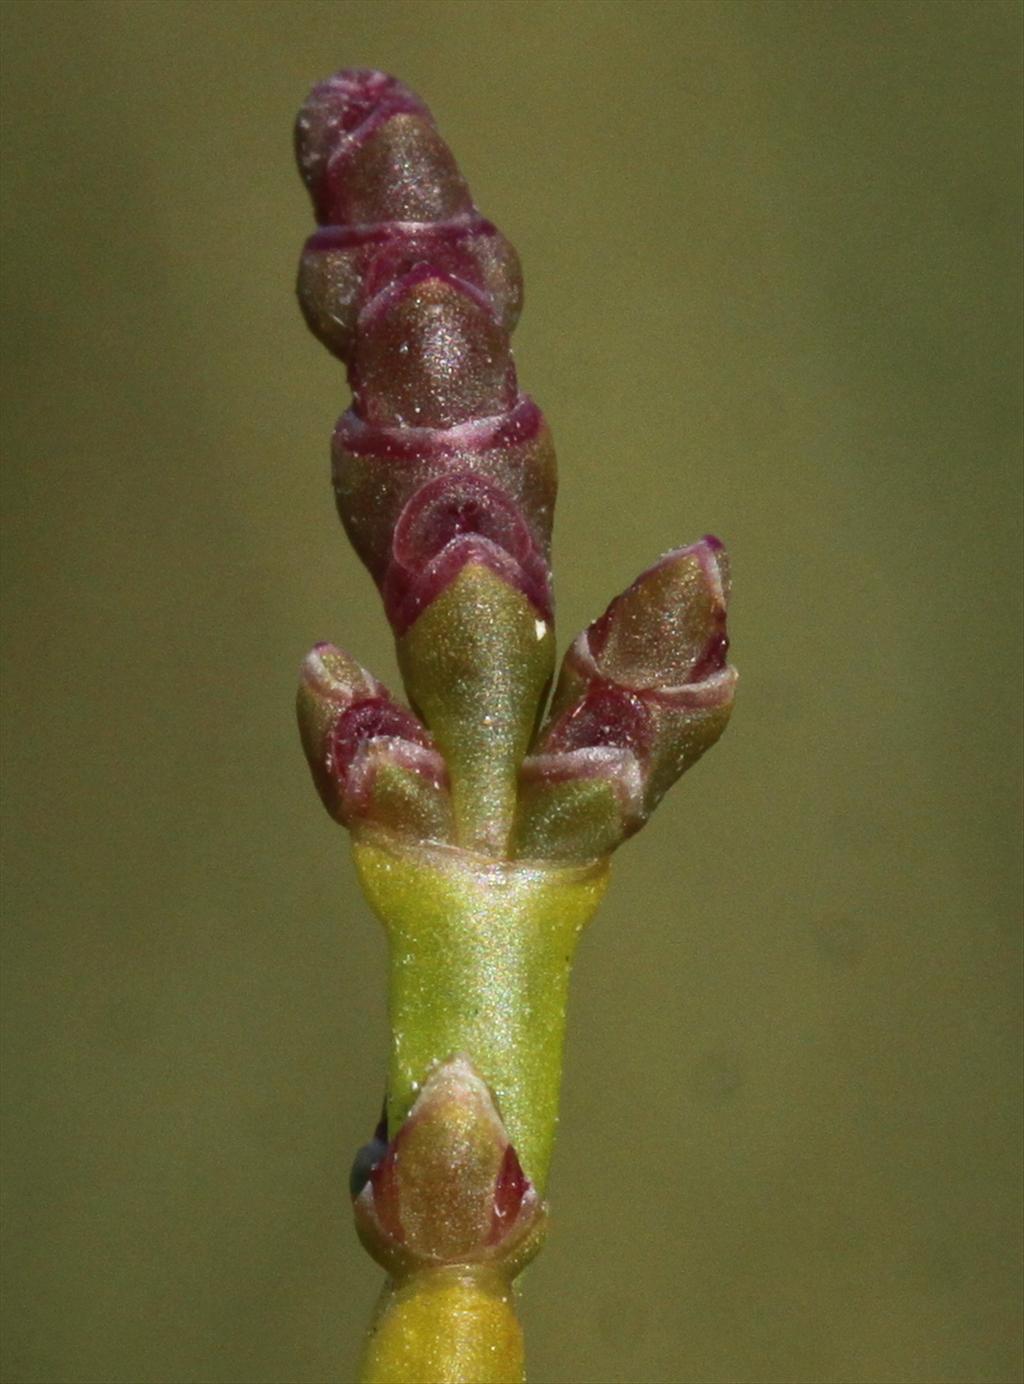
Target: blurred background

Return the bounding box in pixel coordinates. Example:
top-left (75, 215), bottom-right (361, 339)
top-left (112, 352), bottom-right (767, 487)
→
top-left (2, 2), bottom-right (1021, 1382)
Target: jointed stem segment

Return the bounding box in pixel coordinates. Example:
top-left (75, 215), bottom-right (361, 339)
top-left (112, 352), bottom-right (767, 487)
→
top-left (362, 1269), bottom-right (524, 1384)
top-left (354, 832), bottom-right (609, 1190)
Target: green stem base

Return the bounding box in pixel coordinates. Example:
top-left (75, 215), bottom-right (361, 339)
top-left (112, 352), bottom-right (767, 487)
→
top-left (360, 1269), bottom-right (523, 1384)
top-left (352, 831), bottom-right (609, 1191)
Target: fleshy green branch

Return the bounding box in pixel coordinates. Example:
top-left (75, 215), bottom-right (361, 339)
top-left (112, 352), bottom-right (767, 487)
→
top-left (353, 831), bottom-right (608, 1189)
top-left (291, 68), bottom-right (737, 1383)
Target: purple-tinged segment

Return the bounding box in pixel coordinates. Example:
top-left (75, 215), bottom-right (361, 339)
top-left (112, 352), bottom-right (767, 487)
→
top-left (296, 643), bottom-right (449, 833)
top-left (321, 113), bottom-right (472, 228)
top-left (514, 747), bottom-right (646, 861)
top-left (326, 697), bottom-right (432, 785)
top-left (338, 450), bottom-right (555, 640)
top-left (543, 682), bottom-right (653, 757)
top-left (383, 532), bottom-right (553, 636)
top-left (295, 67), bottom-right (546, 573)
top-left (357, 259), bottom-right (500, 328)
top-left (557, 538), bottom-right (736, 727)
top-left (489, 1144), bottom-right (529, 1246)
top-left (296, 71), bottom-right (429, 178)
top-left (294, 72), bottom-right (564, 851)
top-left (297, 131), bottom-right (522, 366)
top-left (332, 397), bottom-right (556, 589)
top-left (392, 472), bottom-right (534, 570)
top-left (359, 221), bottom-right (520, 327)
top-left (342, 738), bottom-right (452, 842)
top-left (291, 69), bottom-right (459, 225)
top-left (298, 214), bottom-right (522, 364)
top-left (336, 393), bottom-right (544, 460)
top-left (586, 537), bottom-right (730, 690)
top-left (348, 269), bottom-right (517, 429)
top-left (351, 1055), bottom-right (545, 1273)
top-left (519, 744), bottom-right (642, 797)
top-left (515, 539), bottom-right (738, 859)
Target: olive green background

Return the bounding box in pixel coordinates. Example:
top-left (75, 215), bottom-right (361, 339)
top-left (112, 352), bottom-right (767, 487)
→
top-left (2, 2), bottom-right (1021, 1382)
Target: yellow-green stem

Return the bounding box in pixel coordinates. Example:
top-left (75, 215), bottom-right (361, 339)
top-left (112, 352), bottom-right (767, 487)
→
top-left (360, 1269), bottom-right (524, 1384)
top-left (352, 830), bottom-right (608, 1191)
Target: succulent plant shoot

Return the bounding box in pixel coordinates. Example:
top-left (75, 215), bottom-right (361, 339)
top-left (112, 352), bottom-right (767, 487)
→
top-left (293, 69), bottom-right (737, 1383)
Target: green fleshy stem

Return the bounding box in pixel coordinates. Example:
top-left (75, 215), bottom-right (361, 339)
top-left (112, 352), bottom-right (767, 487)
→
top-left (352, 830), bottom-right (609, 1192)
top-left (396, 564), bottom-right (555, 859)
top-left (360, 1269), bottom-right (524, 1384)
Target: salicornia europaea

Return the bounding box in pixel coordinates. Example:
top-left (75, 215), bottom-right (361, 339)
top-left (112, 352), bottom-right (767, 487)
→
top-left (292, 69), bottom-right (737, 1383)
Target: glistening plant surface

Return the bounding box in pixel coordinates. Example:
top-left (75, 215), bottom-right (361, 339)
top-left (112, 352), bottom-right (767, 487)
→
top-left (292, 69), bottom-right (735, 1383)
top-left (3, 6), bottom-right (1020, 1383)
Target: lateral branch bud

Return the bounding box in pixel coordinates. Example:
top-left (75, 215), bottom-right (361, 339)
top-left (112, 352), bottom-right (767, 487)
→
top-left (297, 643), bottom-right (452, 842)
top-left (514, 537), bottom-right (737, 860)
top-left (351, 1055), bottom-right (546, 1279)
